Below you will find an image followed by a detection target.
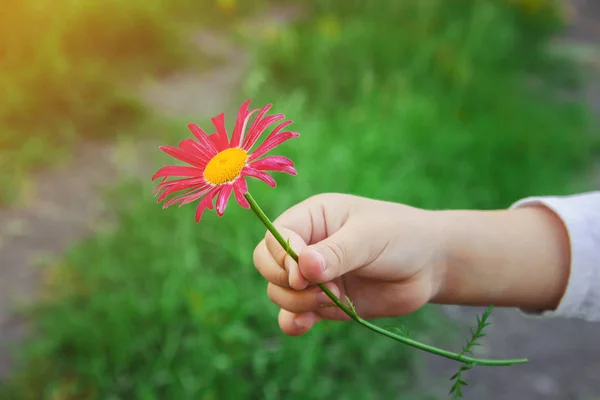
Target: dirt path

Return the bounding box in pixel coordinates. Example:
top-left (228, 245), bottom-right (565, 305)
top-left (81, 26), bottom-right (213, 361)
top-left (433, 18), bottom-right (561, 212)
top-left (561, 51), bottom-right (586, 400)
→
top-left (0, 6), bottom-right (298, 380)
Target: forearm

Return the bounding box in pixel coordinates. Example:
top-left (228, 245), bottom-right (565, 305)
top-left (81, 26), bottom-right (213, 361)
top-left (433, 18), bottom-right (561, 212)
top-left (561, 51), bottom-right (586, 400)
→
top-left (434, 206), bottom-right (571, 311)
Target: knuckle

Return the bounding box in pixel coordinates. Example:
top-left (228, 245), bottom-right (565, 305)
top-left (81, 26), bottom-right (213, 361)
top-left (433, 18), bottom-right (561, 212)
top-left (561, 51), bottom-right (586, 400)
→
top-left (267, 285), bottom-right (312, 313)
top-left (305, 192), bottom-right (341, 209)
top-left (266, 284), bottom-right (278, 303)
top-left (305, 193), bottom-right (327, 204)
top-left (264, 230), bottom-right (276, 249)
top-left (308, 192), bottom-right (341, 202)
top-left (327, 242), bottom-right (346, 273)
top-left (267, 284), bottom-right (284, 308)
top-left (252, 241), bottom-right (264, 267)
top-left (290, 293), bottom-right (311, 313)
top-left (277, 268), bottom-right (289, 287)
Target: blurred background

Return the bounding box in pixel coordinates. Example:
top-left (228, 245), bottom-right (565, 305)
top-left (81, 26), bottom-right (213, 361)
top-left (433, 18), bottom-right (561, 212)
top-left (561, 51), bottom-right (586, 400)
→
top-left (1, 0), bottom-right (599, 399)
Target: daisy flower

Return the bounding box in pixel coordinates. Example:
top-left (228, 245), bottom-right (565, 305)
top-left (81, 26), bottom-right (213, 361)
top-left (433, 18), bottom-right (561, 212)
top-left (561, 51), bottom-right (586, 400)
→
top-left (152, 100), bottom-right (299, 222)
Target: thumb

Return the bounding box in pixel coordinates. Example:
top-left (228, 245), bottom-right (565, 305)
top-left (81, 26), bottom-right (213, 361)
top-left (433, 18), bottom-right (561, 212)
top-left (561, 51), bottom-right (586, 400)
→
top-left (298, 223), bottom-right (373, 283)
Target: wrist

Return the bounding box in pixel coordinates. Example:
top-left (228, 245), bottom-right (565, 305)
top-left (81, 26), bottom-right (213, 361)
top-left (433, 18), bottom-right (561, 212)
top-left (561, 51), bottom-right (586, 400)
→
top-left (432, 207), bottom-right (570, 311)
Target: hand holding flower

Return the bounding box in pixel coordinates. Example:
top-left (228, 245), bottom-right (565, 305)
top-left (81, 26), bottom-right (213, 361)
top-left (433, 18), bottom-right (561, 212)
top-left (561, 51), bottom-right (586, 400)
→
top-left (151, 100), bottom-right (529, 399)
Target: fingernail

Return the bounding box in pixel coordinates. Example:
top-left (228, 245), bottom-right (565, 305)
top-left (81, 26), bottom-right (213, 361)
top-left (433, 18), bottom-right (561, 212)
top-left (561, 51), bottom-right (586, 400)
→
top-left (284, 256), bottom-right (295, 273)
top-left (289, 269), bottom-right (309, 290)
top-left (314, 249), bottom-right (327, 272)
top-left (293, 315), bottom-right (306, 330)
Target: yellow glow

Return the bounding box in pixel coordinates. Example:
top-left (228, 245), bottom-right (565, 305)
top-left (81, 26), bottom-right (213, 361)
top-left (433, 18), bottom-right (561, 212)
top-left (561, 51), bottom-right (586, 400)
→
top-left (216, 0), bottom-right (237, 14)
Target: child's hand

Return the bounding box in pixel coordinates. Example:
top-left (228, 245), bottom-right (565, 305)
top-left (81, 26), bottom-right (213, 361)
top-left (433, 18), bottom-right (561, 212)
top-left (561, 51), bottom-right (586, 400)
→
top-left (253, 193), bottom-right (571, 336)
top-left (253, 193), bottom-right (449, 336)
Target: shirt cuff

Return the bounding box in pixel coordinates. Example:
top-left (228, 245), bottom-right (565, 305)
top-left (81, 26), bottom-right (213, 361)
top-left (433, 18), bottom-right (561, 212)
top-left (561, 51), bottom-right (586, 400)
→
top-left (510, 193), bottom-right (600, 321)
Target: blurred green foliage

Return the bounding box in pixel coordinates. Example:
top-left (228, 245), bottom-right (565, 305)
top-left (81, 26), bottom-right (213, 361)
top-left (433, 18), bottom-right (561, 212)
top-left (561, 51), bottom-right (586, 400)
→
top-left (247, 0), bottom-right (595, 207)
top-left (1, 0), bottom-right (598, 399)
top-left (255, 0), bottom-right (572, 110)
top-left (0, 172), bottom-right (441, 399)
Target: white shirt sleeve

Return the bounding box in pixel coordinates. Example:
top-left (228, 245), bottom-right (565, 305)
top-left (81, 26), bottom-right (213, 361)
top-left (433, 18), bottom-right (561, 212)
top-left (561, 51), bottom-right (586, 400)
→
top-left (510, 191), bottom-right (600, 322)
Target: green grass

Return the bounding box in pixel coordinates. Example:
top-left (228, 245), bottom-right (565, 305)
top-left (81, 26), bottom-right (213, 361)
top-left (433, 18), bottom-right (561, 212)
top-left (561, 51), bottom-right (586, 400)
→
top-left (0, 162), bottom-right (444, 399)
top-left (245, 0), bottom-right (595, 207)
top-left (1, 0), bottom-right (598, 398)
top-left (0, 114), bottom-right (452, 399)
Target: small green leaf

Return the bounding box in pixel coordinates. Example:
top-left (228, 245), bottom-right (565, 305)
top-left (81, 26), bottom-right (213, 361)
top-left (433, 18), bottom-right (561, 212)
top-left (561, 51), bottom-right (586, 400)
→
top-left (344, 295), bottom-right (357, 315)
top-left (319, 303), bottom-right (338, 308)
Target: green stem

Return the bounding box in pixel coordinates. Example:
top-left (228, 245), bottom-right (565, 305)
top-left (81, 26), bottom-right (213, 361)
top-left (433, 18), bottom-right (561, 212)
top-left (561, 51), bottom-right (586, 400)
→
top-left (245, 192), bottom-right (528, 367)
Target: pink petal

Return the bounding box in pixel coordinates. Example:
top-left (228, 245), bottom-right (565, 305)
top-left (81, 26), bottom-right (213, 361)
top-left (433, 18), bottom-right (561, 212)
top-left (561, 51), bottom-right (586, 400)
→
top-left (233, 182), bottom-right (250, 209)
top-left (164, 186), bottom-right (211, 208)
top-left (215, 184), bottom-right (233, 216)
top-left (178, 139), bottom-right (212, 163)
top-left (205, 186), bottom-right (219, 210)
top-left (195, 196), bottom-right (211, 222)
top-left (159, 146), bottom-right (206, 168)
top-left (188, 124), bottom-right (218, 155)
top-left (252, 162), bottom-right (297, 176)
top-left (160, 188), bottom-right (190, 206)
top-left (195, 200), bottom-right (210, 222)
top-left (242, 114), bottom-right (286, 151)
top-left (160, 188), bottom-right (191, 205)
top-left (247, 104), bottom-right (272, 133)
top-left (152, 166), bottom-right (204, 181)
top-left (279, 166), bottom-right (297, 175)
top-left (241, 166), bottom-right (276, 188)
top-left (208, 133), bottom-right (229, 152)
top-left (230, 100), bottom-right (258, 148)
top-left (195, 187), bottom-right (220, 222)
top-left (249, 156), bottom-right (294, 170)
top-left (241, 103), bottom-right (274, 150)
top-left (233, 176), bottom-right (249, 195)
top-left (179, 186), bottom-right (214, 206)
top-left (263, 120), bottom-right (293, 143)
top-left (156, 179), bottom-right (210, 203)
top-left (211, 113), bottom-right (230, 150)
top-left (154, 176), bottom-right (206, 193)
top-left (154, 176), bottom-right (208, 195)
top-left (248, 131), bottom-right (300, 162)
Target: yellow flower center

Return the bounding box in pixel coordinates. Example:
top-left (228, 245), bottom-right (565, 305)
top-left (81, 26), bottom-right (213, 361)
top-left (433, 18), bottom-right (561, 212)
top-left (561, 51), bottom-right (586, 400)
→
top-left (204, 148), bottom-right (247, 185)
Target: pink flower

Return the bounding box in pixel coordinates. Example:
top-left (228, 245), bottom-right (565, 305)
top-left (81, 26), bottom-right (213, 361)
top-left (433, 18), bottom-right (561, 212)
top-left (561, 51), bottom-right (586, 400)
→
top-left (152, 100), bottom-right (299, 222)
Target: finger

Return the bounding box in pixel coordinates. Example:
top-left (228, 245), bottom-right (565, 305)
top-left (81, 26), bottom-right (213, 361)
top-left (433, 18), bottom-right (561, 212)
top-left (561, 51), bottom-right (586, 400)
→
top-left (345, 279), bottom-right (431, 319)
top-left (267, 281), bottom-right (340, 313)
top-left (272, 194), bottom-right (351, 245)
top-left (278, 309), bottom-right (321, 336)
top-left (264, 227), bottom-right (309, 290)
top-left (299, 219), bottom-right (381, 284)
top-left (253, 239), bottom-right (290, 288)
top-left (267, 194), bottom-right (353, 289)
